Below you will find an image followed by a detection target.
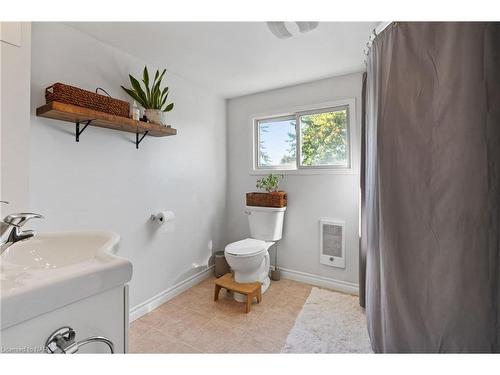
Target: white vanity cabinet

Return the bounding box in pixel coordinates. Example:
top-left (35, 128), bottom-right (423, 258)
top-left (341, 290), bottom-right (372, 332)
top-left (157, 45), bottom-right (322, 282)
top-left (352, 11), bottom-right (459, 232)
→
top-left (0, 286), bottom-right (129, 353)
top-left (0, 231), bottom-right (133, 354)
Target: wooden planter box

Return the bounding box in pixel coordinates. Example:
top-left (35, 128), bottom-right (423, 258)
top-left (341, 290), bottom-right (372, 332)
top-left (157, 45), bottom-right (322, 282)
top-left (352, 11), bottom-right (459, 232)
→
top-left (246, 191), bottom-right (287, 208)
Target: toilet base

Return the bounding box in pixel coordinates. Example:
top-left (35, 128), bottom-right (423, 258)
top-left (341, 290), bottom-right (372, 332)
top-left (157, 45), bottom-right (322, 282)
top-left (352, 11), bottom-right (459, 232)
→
top-left (233, 276), bottom-right (270, 303)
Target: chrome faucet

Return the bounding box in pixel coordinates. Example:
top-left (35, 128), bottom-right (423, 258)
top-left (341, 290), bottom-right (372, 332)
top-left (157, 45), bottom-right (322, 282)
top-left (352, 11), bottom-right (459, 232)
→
top-left (0, 201), bottom-right (44, 254)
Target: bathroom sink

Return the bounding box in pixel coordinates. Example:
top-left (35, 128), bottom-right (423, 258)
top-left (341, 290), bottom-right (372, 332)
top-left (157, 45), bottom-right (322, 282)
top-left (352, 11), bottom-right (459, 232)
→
top-left (0, 231), bottom-right (132, 330)
top-left (1, 232), bottom-right (120, 269)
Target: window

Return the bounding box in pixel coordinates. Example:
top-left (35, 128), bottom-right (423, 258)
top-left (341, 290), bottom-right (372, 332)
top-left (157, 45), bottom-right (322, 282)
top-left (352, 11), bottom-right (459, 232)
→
top-left (256, 116), bottom-right (296, 169)
top-left (254, 105), bottom-right (350, 171)
top-left (299, 107), bottom-right (349, 167)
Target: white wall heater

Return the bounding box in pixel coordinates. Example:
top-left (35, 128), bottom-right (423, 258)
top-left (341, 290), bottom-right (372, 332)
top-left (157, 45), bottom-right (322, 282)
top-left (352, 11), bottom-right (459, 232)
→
top-left (319, 218), bottom-right (346, 269)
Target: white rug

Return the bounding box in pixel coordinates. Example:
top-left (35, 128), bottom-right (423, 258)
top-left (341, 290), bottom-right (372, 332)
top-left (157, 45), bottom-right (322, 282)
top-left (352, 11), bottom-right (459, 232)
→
top-left (282, 287), bottom-right (373, 353)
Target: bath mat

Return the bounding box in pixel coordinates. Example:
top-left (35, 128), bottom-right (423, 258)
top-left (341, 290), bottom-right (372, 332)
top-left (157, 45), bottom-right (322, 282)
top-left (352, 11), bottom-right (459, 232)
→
top-left (281, 287), bottom-right (372, 353)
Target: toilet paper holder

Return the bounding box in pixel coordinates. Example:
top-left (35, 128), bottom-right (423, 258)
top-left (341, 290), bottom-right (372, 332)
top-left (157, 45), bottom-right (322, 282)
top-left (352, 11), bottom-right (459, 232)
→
top-left (150, 211), bottom-right (174, 223)
top-left (150, 213), bottom-right (165, 222)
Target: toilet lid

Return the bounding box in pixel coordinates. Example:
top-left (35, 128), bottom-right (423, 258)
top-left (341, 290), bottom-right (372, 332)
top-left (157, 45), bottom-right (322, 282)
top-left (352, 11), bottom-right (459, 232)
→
top-left (225, 238), bottom-right (266, 256)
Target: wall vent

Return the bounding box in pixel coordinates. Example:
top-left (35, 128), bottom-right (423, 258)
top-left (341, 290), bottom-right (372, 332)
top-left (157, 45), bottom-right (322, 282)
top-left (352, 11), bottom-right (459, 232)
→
top-left (319, 219), bottom-right (346, 269)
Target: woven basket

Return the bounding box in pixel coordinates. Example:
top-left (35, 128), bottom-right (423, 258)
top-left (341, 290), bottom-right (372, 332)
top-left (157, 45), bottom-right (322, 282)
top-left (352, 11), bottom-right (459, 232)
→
top-left (45, 83), bottom-right (130, 118)
top-left (246, 192), bottom-right (287, 208)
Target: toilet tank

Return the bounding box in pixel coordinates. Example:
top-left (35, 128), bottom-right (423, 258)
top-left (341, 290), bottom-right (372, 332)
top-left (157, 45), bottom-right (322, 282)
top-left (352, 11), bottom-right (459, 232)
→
top-left (246, 205), bottom-right (286, 241)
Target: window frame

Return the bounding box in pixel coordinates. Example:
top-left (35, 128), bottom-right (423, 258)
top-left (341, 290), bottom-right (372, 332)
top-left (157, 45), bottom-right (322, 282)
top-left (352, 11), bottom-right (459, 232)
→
top-left (252, 100), bottom-right (354, 174)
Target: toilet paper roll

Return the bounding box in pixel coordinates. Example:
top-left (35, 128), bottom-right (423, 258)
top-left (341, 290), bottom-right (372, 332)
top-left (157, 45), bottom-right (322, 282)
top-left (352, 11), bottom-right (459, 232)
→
top-left (155, 211), bottom-right (175, 234)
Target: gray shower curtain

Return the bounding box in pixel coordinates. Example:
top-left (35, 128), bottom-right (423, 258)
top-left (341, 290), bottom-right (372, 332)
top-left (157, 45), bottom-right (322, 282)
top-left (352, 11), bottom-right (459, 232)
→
top-left (363, 22), bottom-right (500, 353)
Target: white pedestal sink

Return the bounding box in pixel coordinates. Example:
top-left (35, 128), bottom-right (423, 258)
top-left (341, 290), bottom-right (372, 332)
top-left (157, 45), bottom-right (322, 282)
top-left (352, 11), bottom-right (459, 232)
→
top-left (0, 231), bottom-right (132, 353)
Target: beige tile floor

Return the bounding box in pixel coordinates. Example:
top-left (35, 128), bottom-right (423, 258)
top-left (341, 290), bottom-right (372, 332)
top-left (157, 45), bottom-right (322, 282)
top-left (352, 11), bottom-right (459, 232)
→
top-left (129, 276), bottom-right (313, 353)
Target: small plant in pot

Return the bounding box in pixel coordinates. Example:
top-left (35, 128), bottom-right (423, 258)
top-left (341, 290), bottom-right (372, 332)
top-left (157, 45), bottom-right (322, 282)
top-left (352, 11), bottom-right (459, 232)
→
top-left (246, 174), bottom-right (287, 208)
top-left (121, 66), bottom-right (174, 126)
top-left (256, 174), bottom-right (284, 193)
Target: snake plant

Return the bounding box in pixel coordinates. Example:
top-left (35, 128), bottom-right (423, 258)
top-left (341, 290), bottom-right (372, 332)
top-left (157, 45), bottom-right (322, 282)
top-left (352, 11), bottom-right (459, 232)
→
top-left (121, 66), bottom-right (174, 112)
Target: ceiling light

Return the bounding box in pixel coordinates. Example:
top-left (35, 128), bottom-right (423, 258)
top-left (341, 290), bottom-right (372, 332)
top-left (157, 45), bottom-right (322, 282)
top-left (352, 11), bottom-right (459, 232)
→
top-left (266, 22), bottom-right (319, 39)
top-left (296, 22), bottom-right (319, 34)
top-left (267, 22), bottom-right (293, 39)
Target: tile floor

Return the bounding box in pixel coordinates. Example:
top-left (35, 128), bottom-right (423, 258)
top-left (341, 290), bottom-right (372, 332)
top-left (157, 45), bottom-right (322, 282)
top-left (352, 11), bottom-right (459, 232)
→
top-left (129, 276), bottom-right (313, 353)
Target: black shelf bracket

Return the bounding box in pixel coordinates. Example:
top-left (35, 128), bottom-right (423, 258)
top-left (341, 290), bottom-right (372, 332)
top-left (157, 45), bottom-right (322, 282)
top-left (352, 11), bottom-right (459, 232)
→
top-left (136, 131), bottom-right (149, 149)
top-left (75, 120), bottom-right (93, 142)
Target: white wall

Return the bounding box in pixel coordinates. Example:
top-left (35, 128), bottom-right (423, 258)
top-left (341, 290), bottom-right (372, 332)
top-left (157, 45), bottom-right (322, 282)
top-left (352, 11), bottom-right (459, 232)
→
top-left (29, 23), bottom-right (227, 309)
top-left (1, 22), bottom-right (31, 215)
top-left (226, 73), bottom-right (362, 289)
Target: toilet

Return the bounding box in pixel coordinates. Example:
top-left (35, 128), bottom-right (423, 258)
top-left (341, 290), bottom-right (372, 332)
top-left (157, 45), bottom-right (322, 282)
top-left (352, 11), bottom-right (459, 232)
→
top-left (224, 205), bottom-right (286, 302)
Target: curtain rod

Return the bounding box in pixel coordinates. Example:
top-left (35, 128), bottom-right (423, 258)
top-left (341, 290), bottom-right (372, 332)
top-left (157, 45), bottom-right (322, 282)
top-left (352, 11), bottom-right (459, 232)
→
top-left (363, 21), bottom-right (393, 64)
top-left (375, 21), bottom-right (392, 35)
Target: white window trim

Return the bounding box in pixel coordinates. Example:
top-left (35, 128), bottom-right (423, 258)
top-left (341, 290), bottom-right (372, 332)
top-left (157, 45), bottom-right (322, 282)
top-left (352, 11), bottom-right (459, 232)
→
top-left (250, 98), bottom-right (357, 175)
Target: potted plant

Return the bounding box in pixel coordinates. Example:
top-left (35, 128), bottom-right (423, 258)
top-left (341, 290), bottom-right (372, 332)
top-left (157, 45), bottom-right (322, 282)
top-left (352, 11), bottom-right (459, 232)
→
top-left (121, 66), bottom-right (174, 125)
top-left (246, 174), bottom-right (287, 208)
top-left (256, 174), bottom-right (284, 193)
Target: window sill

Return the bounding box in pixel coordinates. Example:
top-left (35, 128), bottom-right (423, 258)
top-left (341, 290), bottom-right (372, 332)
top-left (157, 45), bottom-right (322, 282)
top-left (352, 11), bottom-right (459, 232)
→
top-left (249, 168), bottom-right (360, 176)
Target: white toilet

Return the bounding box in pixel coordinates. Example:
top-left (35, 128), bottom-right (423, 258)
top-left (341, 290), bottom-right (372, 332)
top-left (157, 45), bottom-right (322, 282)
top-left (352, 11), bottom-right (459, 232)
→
top-left (224, 205), bottom-right (286, 302)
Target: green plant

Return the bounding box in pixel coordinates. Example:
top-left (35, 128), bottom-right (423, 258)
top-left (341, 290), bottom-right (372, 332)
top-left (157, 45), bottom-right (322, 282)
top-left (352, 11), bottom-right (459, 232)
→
top-left (121, 66), bottom-right (174, 112)
top-left (256, 174), bottom-right (284, 193)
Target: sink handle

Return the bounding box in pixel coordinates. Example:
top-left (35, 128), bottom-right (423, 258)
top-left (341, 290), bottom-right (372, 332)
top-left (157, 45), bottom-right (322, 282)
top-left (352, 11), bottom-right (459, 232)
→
top-left (3, 213), bottom-right (44, 227)
top-left (0, 201), bottom-right (8, 204)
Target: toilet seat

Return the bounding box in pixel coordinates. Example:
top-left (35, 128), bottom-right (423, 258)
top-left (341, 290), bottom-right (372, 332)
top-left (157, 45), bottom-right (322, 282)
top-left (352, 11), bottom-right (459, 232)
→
top-left (225, 238), bottom-right (266, 257)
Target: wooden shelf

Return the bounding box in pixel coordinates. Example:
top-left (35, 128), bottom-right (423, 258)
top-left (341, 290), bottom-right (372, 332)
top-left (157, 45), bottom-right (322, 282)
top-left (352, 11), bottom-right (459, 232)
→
top-left (36, 101), bottom-right (177, 138)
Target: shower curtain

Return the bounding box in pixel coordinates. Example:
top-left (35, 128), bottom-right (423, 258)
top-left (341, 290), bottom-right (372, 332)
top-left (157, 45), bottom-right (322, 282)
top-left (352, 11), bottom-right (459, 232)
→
top-left (363, 22), bottom-right (500, 353)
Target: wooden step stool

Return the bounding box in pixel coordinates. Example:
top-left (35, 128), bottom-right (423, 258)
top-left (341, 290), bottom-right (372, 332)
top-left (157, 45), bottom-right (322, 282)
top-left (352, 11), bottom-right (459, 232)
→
top-left (214, 273), bottom-right (262, 313)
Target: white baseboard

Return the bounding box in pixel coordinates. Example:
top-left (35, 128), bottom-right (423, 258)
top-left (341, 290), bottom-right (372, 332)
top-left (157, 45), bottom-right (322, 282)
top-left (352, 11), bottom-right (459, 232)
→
top-left (276, 266), bottom-right (359, 295)
top-left (129, 265), bottom-right (214, 322)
